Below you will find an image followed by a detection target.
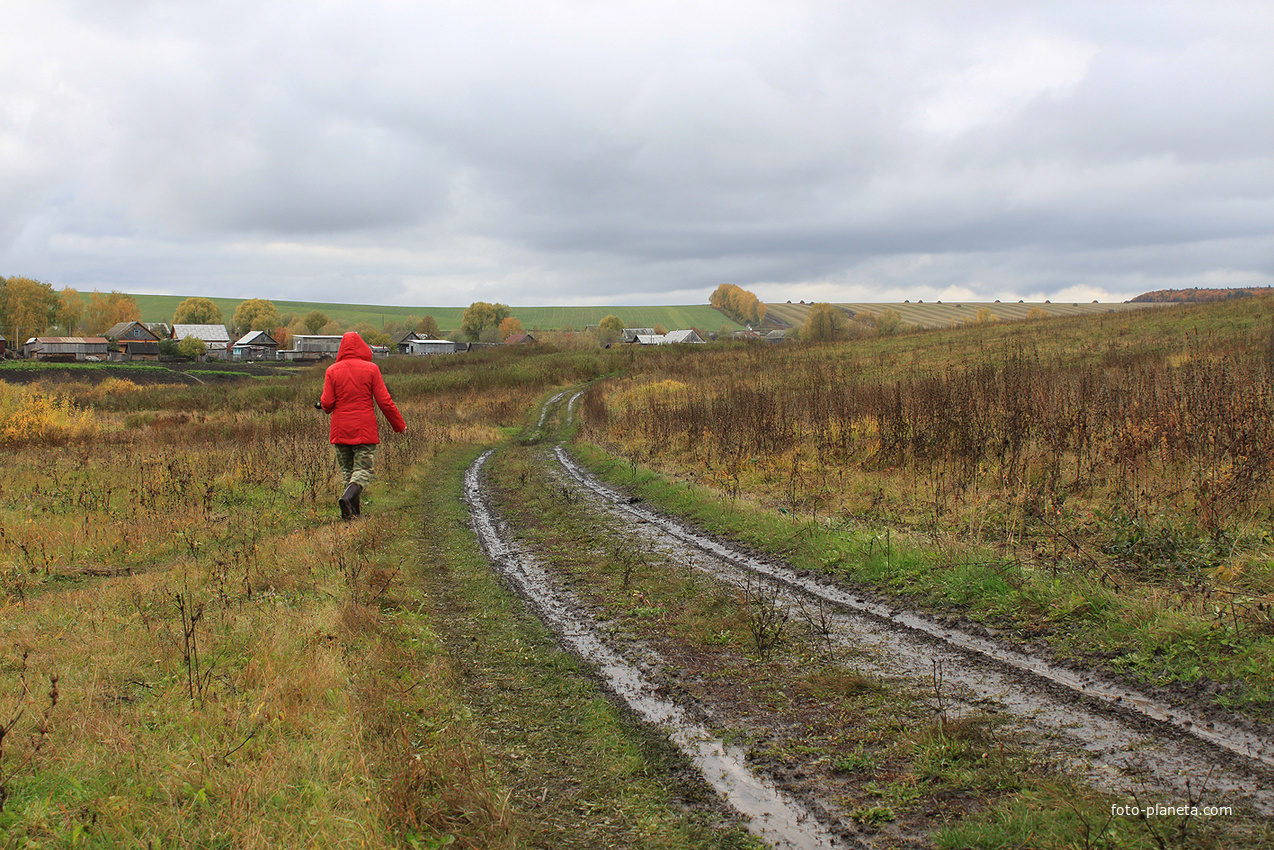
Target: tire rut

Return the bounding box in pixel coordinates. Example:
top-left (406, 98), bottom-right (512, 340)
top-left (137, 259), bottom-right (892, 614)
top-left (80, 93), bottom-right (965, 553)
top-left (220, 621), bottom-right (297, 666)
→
top-left (465, 449), bottom-right (852, 849)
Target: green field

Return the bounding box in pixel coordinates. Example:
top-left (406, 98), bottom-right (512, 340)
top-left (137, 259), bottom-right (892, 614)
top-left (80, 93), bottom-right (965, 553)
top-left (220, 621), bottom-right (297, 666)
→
top-left (763, 299), bottom-right (1164, 329)
top-left (130, 294), bottom-right (745, 334)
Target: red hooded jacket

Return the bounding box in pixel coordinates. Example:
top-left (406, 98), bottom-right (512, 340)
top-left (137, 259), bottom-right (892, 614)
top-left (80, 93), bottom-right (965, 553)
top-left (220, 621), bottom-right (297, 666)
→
top-left (320, 333), bottom-right (406, 445)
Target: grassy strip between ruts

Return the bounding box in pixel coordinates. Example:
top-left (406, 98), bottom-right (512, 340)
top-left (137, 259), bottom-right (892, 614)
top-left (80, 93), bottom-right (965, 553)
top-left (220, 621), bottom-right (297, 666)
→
top-left (404, 445), bottom-right (763, 849)
top-left (485, 441), bottom-right (1272, 849)
top-left (564, 442), bottom-right (1274, 722)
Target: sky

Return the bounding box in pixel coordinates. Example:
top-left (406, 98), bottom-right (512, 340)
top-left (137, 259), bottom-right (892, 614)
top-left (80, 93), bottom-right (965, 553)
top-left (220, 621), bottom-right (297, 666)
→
top-left (2, 1), bottom-right (1272, 308)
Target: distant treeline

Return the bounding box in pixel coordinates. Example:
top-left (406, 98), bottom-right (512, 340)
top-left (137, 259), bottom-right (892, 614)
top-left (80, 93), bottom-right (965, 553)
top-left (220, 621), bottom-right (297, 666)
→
top-left (1131, 287), bottom-right (1272, 303)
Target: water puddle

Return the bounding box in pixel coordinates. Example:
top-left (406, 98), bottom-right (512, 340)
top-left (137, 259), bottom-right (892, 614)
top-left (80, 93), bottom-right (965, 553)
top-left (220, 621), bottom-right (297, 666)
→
top-left (551, 445), bottom-right (1274, 815)
top-left (465, 451), bottom-right (848, 848)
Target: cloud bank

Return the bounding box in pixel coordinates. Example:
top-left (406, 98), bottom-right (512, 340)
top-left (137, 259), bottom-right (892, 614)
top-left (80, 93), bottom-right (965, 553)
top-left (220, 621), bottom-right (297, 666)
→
top-left (2, 0), bottom-right (1271, 307)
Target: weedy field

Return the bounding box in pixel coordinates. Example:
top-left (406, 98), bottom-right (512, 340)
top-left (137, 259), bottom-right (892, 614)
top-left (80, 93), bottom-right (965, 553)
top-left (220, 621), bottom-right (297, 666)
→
top-left (578, 299), bottom-right (1274, 717)
top-left (0, 348), bottom-right (686, 848)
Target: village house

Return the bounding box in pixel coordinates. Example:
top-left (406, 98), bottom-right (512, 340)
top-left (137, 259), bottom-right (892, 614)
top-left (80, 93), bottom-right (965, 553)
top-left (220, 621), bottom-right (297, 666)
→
top-left (664, 329), bottom-right (705, 344)
top-left (504, 333), bottom-right (537, 346)
top-left (172, 324), bottom-right (232, 359)
top-left (232, 331), bottom-right (278, 361)
top-left (104, 321), bottom-right (160, 361)
top-left (620, 328), bottom-right (656, 343)
top-left (394, 330), bottom-right (425, 354)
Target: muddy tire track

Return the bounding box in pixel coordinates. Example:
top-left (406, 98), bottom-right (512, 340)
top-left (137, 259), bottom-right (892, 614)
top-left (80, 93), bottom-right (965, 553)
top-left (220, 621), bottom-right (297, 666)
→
top-left (465, 450), bottom-right (851, 849)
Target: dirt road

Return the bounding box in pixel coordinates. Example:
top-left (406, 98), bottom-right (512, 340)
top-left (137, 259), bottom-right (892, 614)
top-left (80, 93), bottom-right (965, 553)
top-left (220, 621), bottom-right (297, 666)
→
top-left (464, 391), bottom-right (1274, 847)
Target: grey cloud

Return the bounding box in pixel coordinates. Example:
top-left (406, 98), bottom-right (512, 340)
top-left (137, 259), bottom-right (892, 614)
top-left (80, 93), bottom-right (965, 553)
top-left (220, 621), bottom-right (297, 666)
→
top-left (1, 1), bottom-right (1271, 306)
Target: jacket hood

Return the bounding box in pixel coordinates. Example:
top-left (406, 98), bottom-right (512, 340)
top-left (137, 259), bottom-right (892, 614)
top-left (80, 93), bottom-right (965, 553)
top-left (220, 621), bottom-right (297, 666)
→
top-left (335, 332), bottom-right (373, 362)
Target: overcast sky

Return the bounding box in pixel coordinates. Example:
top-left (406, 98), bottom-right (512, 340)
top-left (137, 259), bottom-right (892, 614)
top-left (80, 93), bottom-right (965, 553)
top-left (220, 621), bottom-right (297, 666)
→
top-left (2, 1), bottom-right (1272, 308)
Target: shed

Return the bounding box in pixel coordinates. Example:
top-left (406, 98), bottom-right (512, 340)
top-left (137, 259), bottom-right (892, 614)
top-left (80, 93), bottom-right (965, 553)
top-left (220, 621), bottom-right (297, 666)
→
top-left (232, 331), bottom-right (279, 361)
top-left (291, 334), bottom-right (344, 356)
top-left (664, 329), bottom-right (704, 344)
top-left (405, 338), bottom-right (459, 356)
top-left (504, 333), bottom-right (537, 345)
top-left (120, 339), bottom-right (160, 361)
top-left (22, 337), bottom-right (111, 361)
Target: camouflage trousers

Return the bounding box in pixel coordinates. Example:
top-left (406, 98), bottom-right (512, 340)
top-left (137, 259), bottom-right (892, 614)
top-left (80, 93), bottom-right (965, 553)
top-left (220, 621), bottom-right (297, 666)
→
top-left (334, 444), bottom-right (377, 489)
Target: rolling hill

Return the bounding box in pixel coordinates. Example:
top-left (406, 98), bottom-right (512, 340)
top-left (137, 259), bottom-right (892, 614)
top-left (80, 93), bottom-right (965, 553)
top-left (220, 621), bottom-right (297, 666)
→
top-left (131, 294), bottom-right (744, 335)
top-left (129, 292), bottom-right (1164, 337)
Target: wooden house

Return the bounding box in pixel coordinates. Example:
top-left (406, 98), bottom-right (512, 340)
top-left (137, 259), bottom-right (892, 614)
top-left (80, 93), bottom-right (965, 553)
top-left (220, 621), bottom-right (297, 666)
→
top-left (232, 331), bottom-right (279, 361)
top-left (504, 333), bottom-right (537, 346)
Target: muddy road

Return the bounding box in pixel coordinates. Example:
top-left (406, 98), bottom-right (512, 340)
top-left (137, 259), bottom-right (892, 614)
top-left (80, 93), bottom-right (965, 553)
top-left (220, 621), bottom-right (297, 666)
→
top-left (464, 393), bottom-right (1274, 847)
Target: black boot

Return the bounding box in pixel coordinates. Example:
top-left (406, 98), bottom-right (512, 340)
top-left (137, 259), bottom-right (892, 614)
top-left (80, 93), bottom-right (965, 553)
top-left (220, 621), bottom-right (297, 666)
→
top-left (339, 482), bottom-right (363, 521)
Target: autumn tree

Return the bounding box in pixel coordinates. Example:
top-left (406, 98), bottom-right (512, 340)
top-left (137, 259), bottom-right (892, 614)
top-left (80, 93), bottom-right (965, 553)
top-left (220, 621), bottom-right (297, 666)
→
top-left (303, 311), bottom-right (329, 334)
top-left (875, 308), bottom-right (902, 336)
top-left (498, 316), bottom-right (524, 339)
top-left (56, 287), bottom-right (85, 333)
top-left (801, 303), bottom-right (849, 342)
top-left (83, 290), bottom-right (140, 335)
top-left (0, 276), bottom-right (60, 339)
top-left (349, 322), bottom-right (390, 347)
top-left (597, 314), bottom-right (624, 343)
top-left (460, 301), bottom-right (511, 342)
top-left (172, 297), bottom-right (223, 325)
top-left (176, 336), bottom-right (207, 359)
top-left (231, 299), bottom-right (281, 334)
top-left (416, 315), bottom-right (440, 338)
top-left (710, 283), bottom-right (766, 326)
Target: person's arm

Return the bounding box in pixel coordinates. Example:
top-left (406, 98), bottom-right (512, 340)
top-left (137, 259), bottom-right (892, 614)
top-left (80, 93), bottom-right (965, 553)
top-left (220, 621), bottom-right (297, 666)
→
top-left (319, 370), bottom-right (336, 413)
top-left (372, 371), bottom-right (406, 433)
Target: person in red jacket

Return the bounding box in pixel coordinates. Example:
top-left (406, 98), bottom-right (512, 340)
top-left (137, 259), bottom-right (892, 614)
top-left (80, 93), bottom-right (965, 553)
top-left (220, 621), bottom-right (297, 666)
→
top-left (319, 332), bottom-right (406, 520)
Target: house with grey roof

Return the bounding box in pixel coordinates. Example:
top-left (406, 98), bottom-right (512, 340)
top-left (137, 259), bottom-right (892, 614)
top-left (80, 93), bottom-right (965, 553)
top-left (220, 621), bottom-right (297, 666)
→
top-left (172, 324), bottom-right (232, 358)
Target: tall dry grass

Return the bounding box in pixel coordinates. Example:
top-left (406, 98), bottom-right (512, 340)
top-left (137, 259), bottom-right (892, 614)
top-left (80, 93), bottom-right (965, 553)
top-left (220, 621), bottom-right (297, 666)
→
top-left (0, 348), bottom-right (594, 847)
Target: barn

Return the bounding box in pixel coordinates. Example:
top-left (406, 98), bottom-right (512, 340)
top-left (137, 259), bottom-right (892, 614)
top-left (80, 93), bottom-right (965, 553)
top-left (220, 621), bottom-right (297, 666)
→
top-left (21, 337), bottom-right (111, 361)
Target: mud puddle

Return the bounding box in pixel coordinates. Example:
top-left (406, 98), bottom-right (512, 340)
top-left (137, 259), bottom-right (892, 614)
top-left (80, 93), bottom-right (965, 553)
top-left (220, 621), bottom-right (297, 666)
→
top-left (549, 446), bottom-right (1274, 816)
top-left (465, 450), bottom-right (849, 849)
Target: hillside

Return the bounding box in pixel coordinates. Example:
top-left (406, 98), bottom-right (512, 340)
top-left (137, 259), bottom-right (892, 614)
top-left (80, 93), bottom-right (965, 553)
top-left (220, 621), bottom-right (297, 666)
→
top-left (129, 292), bottom-right (1169, 337)
top-left (130, 294), bottom-right (744, 335)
